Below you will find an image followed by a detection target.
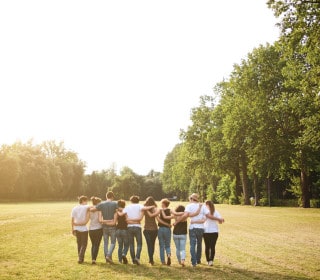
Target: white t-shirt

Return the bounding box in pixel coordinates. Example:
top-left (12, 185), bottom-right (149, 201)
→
top-left (204, 210), bottom-right (221, 233)
top-left (185, 203), bottom-right (209, 229)
top-left (89, 211), bottom-right (102, 231)
top-left (71, 204), bottom-right (89, 232)
top-left (123, 203), bottom-right (144, 227)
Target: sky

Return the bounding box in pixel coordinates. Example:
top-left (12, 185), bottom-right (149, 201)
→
top-left (0, 1), bottom-right (280, 175)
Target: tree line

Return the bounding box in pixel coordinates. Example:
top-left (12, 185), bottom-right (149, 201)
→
top-left (0, 141), bottom-right (164, 201)
top-left (162, 0), bottom-right (320, 208)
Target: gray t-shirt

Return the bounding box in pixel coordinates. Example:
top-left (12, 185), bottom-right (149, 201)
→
top-left (96, 201), bottom-right (118, 226)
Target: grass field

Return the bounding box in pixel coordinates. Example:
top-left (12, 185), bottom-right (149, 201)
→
top-left (0, 202), bottom-right (319, 280)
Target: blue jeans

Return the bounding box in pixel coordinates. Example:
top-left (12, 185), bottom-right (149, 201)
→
top-left (189, 228), bottom-right (204, 266)
top-left (173, 234), bottom-right (187, 263)
top-left (127, 226), bottom-right (142, 262)
top-left (103, 226), bottom-right (116, 258)
top-left (89, 228), bottom-right (103, 261)
top-left (143, 229), bottom-right (158, 263)
top-left (116, 229), bottom-right (129, 262)
top-left (158, 226), bottom-right (171, 263)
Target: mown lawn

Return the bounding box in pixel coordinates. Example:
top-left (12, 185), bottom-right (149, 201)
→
top-left (0, 202), bottom-right (319, 280)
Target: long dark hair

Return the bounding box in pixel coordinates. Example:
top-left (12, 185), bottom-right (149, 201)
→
top-left (205, 200), bottom-right (215, 215)
top-left (144, 196), bottom-right (157, 207)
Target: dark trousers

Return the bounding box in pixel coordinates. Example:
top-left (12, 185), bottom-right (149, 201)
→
top-left (89, 228), bottom-right (103, 261)
top-left (76, 230), bottom-right (88, 262)
top-left (203, 232), bottom-right (219, 262)
top-left (143, 229), bottom-right (158, 262)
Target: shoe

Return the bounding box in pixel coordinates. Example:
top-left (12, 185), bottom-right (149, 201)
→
top-left (197, 260), bottom-right (201, 265)
top-left (78, 260), bottom-right (83, 264)
top-left (92, 260), bottom-right (96, 265)
top-left (208, 260), bottom-right (213, 266)
top-left (122, 255), bottom-right (128, 264)
top-left (167, 256), bottom-right (171, 266)
top-left (106, 256), bottom-right (114, 264)
top-left (134, 258), bottom-right (140, 265)
top-left (181, 260), bottom-right (185, 267)
top-left (149, 260), bottom-right (154, 265)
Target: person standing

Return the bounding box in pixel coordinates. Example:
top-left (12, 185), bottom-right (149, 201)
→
top-left (158, 198), bottom-right (173, 266)
top-left (143, 196), bottom-right (159, 265)
top-left (88, 196), bottom-right (103, 264)
top-left (121, 195), bottom-right (154, 265)
top-left (94, 191), bottom-right (118, 264)
top-left (172, 205), bottom-right (188, 267)
top-left (115, 199), bottom-right (129, 264)
top-left (71, 195), bottom-right (90, 264)
top-left (183, 193), bottom-right (224, 267)
top-left (203, 200), bottom-right (224, 266)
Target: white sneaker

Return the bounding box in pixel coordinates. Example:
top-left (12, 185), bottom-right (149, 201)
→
top-left (208, 261), bottom-right (213, 266)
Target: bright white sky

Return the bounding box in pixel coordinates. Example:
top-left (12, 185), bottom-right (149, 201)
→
top-left (0, 1), bottom-right (279, 175)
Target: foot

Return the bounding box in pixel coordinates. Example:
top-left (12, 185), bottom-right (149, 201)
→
top-left (92, 260), bottom-right (96, 265)
top-left (78, 260), bottom-right (83, 264)
top-left (149, 260), bottom-right (154, 265)
top-left (106, 256), bottom-right (114, 264)
top-left (167, 255), bottom-right (171, 266)
top-left (208, 260), bottom-right (213, 266)
top-left (122, 255), bottom-right (128, 264)
top-left (181, 260), bottom-right (185, 267)
top-left (134, 258), bottom-right (140, 265)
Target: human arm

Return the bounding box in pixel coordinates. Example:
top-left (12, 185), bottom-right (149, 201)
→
top-left (127, 211), bottom-right (144, 224)
top-left (145, 208), bottom-right (160, 217)
top-left (72, 208), bottom-right (90, 226)
top-left (173, 212), bottom-right (189, 226)
top-left (160, 209), bottom-right (175, 220)
top-left (71, 217), bottom-right (76, 235)
top-left (190, 218), bottom-right (206, 224)
top-left (155, 215), bottom-right (172, 228)
top-left (99, 211), bottom-right (117, 226)
top-left (188, 203), bottom-right (202, 217)
top-left (205, 213), bottom-right (225, 224)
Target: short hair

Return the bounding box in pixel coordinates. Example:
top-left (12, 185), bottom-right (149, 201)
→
top-left (130, 195), bottom-right (140, 203)
top-left (118, 199), bottom-right (126, 208)
top-left (160, 198), bottom-right (170, 207)
top-left (175, 205), bottom-right (185, 212)
top-left (106, 191), bottom-right (114, 199)
top-left (78, 195), bottom-right (88, 204)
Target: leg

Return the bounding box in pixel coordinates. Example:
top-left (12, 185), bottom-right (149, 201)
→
top-left (116, 229), bottom-right (124, 263)
top-left (135, 227), bottom-right (142, 261)
top-left (211, 233), bottom-right (219, 262)
top-left (127, 227), bottom-right (135, 262)
top-left (180, 234), bottom-right (187, 264)
top-left (189, 229), bottom-right (197, 266)
top-left (107, 227), bottom-right (117, 259)
top-left (78, 231), bottom-right (88, 263)
top-left (164, 227), bottom-right (171, 265)
top-left (158, 227), bottom-right (165, 263)
top-left (103, 227), bottom-right (109, 258)
top-left (203, 233), bottom-right (210, 262)
top-left (195, 228), bottom-right (204, 264)
top-left (173, 234), bottom-right (181, 263)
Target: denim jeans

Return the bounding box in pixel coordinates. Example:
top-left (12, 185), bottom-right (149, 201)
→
top-left (203, 232), bottom-right (219, 262)
top-left (158, 226), bottom-right (171, 263)
top-left (173, 234), bottom-right (187, 263)
top-left (143, 229), bottom-right (158, 263)
top-left (127, 226), bottom-right (142, 262)
top-left (75, 230), bottom-right (88, 262)
top-left (116, 229), bottom-right (129, 262)
top-left (89, 228), bottom-right (103, 261)
top-left (189, 228), bottom-right (204, 266)
top-left (103, 226), bottom-right (116, 258)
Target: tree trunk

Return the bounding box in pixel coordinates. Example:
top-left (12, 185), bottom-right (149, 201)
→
top-left (301, 169), bottom-right (310, 208)
top-left (235, 163), bottom-right (242, 199)
top-left (253, 173), bottom-right (259, 206)
top-left (240, 154), bottom-right (250, 205)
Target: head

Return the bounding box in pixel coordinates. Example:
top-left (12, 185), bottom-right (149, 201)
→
top-left (78, 195), bottom-right (88, 204)
top-left (91, 196), bottom-right (101, 206)
top-left (106, 191), bottom-right (115, 200)
top-left (189, 193), bottom-right (199, 203)
top-left (175, 205), bottom-right (185, 213)
top-left (130, 195), bottom-right (140, 204)
top-left (144, 196), bottom-right (157, 207)
top-left (118, 199), bottom-right (126, 209)
top-left (205, 200), bottom-right (215, 215)
top-left (160, 198), bottom-right (170, 208)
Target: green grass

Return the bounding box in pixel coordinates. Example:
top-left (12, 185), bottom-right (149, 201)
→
top-left (0, 202), bottom-right (319, 280)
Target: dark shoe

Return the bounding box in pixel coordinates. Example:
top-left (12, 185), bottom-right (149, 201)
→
top-left (122, 255), bottom-right (128, 264)
top-left (149, 260), bottom-right (154, 265)
top-left (167, 256), bottom-right (171, 266)
top-left (92, 260), bottom-right (96, 265)
top-left (134, 258), bottom-right (140, 265)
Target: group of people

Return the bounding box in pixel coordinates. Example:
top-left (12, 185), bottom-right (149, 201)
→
top-left (71, 191), bottom-right (224, 267)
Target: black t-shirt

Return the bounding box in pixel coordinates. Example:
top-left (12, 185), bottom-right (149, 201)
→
top-left (173, 220), bottom-right (187, 235)
top-left (158, 208), bottom-right (171, 228)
